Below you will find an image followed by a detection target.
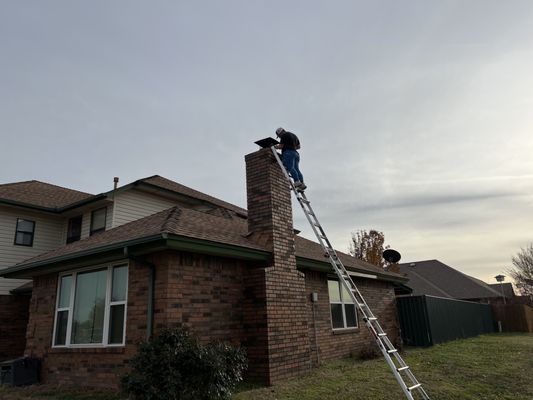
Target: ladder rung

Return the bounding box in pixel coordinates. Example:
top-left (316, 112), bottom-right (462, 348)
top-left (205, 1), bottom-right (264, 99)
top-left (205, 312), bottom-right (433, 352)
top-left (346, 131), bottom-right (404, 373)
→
top-left (397, 366), bottom-right (409, 371)
top-left (408, 384), bottom-right (422, 391)
top-left (367, 317), bottom-right (377, 321)
top-left (387, 349), bottom-right (398, 354)
top-left (378, 333), bottom-right (387, 337)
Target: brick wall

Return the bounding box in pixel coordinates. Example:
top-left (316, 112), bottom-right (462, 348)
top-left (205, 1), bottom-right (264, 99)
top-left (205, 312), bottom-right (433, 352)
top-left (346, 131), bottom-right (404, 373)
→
top-left (305, 271), bottom-right (400, 364)
top-left (245, 147), bottom-right (311, 384)
top-left (0, 294), bottom-right (30, 361)
top-left (24, 252), bottom-right (252, 388)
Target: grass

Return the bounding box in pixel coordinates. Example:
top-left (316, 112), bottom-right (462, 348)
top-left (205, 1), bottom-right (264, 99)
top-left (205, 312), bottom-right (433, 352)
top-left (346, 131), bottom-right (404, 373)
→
top-left (233, 333), bottom-right (533, 400)
top-left (1, 334), bottom-right (531, 400)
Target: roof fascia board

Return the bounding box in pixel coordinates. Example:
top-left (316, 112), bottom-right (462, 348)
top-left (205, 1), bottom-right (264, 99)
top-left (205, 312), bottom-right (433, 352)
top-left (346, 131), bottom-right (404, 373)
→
top-left (0, 194), bottom-right (110, 214)
top-left (296, 256), bottom-right (407, 283)
top-left (1, 234), bottom-right (271, 279)
top-left (165, 234), bottom-right (270, 262)
top-left (58, 194), bottom-right (110, 212)
top-left (0, 199), bottom-right (59, 214)
top-left (0, 234), bottom-right (166, 278)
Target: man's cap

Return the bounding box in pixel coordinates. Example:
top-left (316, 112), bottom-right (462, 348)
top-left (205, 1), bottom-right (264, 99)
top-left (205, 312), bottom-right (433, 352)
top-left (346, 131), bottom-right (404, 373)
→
top-left (275, 127), bottom-right (285, 136)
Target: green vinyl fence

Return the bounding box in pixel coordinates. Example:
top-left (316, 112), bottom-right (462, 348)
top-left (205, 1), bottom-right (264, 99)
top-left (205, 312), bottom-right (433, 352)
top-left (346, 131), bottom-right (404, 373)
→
top-left (396, 295), bottom-right (494, 346)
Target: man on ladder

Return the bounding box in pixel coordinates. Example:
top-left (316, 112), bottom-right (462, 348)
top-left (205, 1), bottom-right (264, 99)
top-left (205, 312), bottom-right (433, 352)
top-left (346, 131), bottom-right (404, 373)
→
top-left (269, 130), bottom-right (431, 400)
top-left (275, 127), bottom-right (307, 192)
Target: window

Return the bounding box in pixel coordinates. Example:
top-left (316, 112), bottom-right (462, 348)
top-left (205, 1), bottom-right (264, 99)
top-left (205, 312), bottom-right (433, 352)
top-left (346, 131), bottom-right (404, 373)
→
top-left (53, 265), bottom-right (128, 347)
top-left (14, 218), bottom-right (35, 246)
top-left (90, 207), bottom-right (106, 235)
top-left (328, 279), bottom-right (357, 329)
top-left (66, 215), bottom-right (82, 244)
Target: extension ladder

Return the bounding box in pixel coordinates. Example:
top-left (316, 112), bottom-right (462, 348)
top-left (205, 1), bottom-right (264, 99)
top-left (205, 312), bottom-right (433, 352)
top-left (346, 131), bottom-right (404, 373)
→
top-left (271, 147), bottom-right (430, 400)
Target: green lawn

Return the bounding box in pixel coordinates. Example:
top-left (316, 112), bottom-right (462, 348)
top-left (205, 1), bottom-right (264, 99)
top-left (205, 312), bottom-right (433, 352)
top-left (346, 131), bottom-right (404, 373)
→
top-left (1, 334), bottom-right (532, 400)
top-left (234, 333), bottom-right (533, 400)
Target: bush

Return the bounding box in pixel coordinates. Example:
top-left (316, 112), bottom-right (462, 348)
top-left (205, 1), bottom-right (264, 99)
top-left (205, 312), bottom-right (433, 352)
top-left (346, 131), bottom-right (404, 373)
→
top-left (121, 327), bottom-right (247, 400)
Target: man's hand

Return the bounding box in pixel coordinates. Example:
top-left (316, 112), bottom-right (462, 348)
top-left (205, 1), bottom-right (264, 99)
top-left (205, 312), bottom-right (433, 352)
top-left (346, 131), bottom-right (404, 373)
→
top-left (275, 144), bottom-right (283, 149)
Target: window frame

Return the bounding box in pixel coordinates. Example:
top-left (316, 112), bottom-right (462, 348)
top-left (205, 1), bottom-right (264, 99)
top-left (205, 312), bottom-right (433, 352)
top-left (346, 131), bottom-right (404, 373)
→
top-left (328, 279), bottom-right (358, 330)
top-left (66, 215), bottom-right (83, 244)
top-left (52, 263), bottom-right (128, 348)
top-left (14, 218), bottom-right (36, 246)
top-left (90, 207), bottom-right (107, 236)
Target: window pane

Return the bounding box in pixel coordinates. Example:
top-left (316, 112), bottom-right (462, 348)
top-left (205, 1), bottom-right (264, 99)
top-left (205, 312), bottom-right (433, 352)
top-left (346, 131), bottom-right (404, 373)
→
top-left (58, 275), bottom-right (72, 308)
top-left (344, 304), bottom-right (357, 328)
top-left (341, 284), bottom-right (354, 304)
top-left (108, 304), bottom-right (125, 344)
top-left (71, 269), bottom-right (107, 344)
top-left (331, 304), bottom-right (344, 329)
top-left (67, 216), bottom-right (82, 243)
top-left (18, 220), bottom-right (35, 232)
top-left (91, 208), bottom-right (106, 233)
top-left (328, 280), bottom-right (341, 302)
top-left (55, 310), bottom-right (69, 345)
top-left (16, 232), bottom-right (32, 245)
top-left (111, 266), bottom-right (127, 302)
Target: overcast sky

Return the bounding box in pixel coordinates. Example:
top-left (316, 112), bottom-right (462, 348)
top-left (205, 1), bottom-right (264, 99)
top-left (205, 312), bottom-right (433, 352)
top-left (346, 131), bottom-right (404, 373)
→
top-left (1, 1), bottom-right (532, 284)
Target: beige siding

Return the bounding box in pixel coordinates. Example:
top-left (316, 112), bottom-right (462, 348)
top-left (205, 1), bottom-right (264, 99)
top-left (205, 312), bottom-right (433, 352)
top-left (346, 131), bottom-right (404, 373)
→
top-left (0, 207), bottom-right (64, 295)
top-left (80, 204), bottom-right (114, 239)
top-left (112, 190), bottom-right (176, 228)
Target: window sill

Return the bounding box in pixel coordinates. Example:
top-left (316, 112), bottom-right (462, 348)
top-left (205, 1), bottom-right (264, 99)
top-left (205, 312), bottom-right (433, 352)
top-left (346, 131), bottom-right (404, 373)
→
top-left (49, 347), bottom-right (126, 354)
top-left (332, 327), bottom-right (360, 335)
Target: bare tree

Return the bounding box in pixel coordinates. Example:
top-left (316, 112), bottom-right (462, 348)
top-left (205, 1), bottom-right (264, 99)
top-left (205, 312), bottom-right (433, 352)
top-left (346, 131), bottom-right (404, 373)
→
top-left (350, 229), bottom-right (389, 268)
top-left (507, 244), bottom-right (533, 298)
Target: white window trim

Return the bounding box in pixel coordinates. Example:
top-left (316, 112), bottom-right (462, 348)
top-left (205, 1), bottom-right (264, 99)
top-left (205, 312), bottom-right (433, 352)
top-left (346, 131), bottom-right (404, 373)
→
top-left (329, 279), bottom-right (358, 330)
top-left (52, 263), bottom-right (128, 348)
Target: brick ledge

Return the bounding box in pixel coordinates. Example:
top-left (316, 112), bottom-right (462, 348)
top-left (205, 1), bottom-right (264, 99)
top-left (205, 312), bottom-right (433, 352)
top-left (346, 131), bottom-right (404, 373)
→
top-left (48, 347), bottom-right (126, 354)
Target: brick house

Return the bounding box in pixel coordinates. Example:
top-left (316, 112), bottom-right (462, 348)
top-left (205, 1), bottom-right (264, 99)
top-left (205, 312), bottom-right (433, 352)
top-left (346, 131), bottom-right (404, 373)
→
top-left (0, 147), bottom-right (406, 388)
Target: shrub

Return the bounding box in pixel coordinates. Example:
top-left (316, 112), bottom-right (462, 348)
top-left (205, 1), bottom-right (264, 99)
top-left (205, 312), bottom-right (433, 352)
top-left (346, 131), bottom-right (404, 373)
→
top-left (121, 327), bottom-right (247, 400)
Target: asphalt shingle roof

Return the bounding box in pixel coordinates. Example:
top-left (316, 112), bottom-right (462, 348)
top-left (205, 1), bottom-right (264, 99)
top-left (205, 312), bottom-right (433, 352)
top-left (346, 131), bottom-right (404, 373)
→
top-left (138, 175), bottom-right (247, 216)
top-left (398, 259), bottom-right (502, 300)
top-left (0, 180), bottom-right (93, 209)
top-left (12, 204), bottom-right (403, 281)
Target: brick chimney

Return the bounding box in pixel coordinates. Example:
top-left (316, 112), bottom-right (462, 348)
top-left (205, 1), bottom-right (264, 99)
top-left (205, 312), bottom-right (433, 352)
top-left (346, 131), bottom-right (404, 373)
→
top-left (243, 147), bottom-right (310, 384)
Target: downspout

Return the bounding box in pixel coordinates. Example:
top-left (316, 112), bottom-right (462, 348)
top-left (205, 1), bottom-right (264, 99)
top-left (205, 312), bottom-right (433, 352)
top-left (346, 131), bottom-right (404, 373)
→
top-left (124, 247), bottom-right (155, 340)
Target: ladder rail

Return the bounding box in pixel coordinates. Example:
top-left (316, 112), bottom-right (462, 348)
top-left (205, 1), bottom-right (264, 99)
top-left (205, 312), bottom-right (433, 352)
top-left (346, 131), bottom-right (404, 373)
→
top-left (270, 146), bottom-right (430, 400)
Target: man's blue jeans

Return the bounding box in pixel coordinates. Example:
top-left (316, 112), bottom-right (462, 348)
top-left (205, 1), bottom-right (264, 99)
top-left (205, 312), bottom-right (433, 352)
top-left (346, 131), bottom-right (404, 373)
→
top-left (282, 150), bottom-right (304, 183)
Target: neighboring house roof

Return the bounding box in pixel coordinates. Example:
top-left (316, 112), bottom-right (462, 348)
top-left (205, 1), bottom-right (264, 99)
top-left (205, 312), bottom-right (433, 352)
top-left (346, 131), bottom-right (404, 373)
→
top-left (489, 282), bottom-right (515, 298)
top-left (0, 180), bottom-right (93, 210)
top-left (2, 205), bottom-right (405, 283)
top-left (398, 259), bottom-right (502, 300)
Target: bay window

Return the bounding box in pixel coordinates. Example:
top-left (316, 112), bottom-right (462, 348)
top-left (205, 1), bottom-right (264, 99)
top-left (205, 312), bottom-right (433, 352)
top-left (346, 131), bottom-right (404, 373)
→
top-left (53, 264), bottom-right (128, 347)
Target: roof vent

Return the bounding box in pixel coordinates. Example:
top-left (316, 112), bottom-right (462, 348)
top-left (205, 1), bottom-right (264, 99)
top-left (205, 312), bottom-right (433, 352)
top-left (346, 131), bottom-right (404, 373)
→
top-left (409, 263), bottom-right (416, 267)
top-left (113, 177), bottom-right (119, 190)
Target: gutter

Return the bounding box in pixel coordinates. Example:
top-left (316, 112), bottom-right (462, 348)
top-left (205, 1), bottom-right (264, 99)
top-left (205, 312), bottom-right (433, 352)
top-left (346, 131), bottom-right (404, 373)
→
top-left (296, 256), bottom-right (408, 283)
top-left (0, 234), bottom-right (270, 279)
top-left (0, 193), bottom-right (109, 214)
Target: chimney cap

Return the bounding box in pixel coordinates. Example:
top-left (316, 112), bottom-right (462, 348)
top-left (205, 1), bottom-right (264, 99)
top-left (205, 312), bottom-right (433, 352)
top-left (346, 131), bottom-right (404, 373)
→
top-left (254, 137), bottom-right (279, 148)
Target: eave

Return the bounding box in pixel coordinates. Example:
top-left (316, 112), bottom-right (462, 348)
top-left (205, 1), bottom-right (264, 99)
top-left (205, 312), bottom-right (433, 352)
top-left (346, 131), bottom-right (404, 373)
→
top-left (296, 256), bottom-right (408, 283)
top-left (0, 234), bottom-right (270, 279)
